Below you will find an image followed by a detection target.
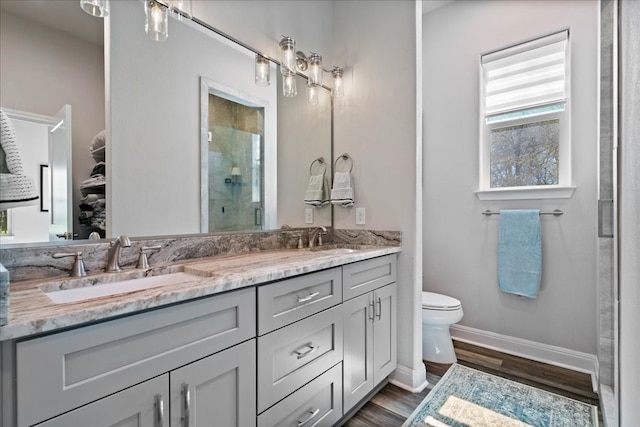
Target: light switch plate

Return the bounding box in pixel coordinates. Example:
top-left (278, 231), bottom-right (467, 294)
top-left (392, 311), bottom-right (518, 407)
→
top-left (356, 207), bottom-right (366, 225)
top-left (305, 208), bottom-right (313, 224)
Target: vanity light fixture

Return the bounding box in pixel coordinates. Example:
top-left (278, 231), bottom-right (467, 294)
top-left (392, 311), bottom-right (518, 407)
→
top-left (282, 71), bottom-right (297, 98)
top-left (306, 80), bottom-right (320, 106)
top-left (145, 0), bottom-right (169, 42)
top-left (80, 0), bottom-right (109, 18)
top-left (278, 36), bottom-right (345, 101)
top-left (255, 55), bottom-right (270, 87)
top-left (308, 53), bottom-right (323, 86)
top-left (332, 67), bottom-right (344, 98)
top-left (279, 36), bottom-right (297, 75)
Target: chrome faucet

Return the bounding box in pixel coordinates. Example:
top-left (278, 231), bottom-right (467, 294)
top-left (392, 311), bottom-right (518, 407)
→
top-left (308, 226), bottom-right (328, 248)
top-left (105, 235), bottom-right (131, 272)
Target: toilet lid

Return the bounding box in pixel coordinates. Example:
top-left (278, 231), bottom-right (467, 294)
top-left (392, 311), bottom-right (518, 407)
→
top-left (422, 292), bottom-right (461, 311)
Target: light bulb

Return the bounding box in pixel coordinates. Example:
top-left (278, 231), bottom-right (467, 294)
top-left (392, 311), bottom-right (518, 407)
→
top-left (255, 55), bottom-right (270, 87)
top-left (282, 72), bottom-right (297, 97)
top-left (279, 37), bottom-right (296, 75)
top-left (307, 81), bottom-right (319, 105)
top-left (332, 67), bottom-right (344, 98)
top-left (309, 53), bottom-right (322, 86)
top-left (145, 0), bottom-right (168, 42)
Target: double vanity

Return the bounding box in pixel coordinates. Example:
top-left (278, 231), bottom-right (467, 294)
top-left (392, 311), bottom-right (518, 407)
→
top-left (0, 240), bottom-right (399, 427)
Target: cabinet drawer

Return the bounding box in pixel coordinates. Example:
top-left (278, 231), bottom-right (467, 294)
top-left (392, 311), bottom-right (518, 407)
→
top-left (258, 305), bottom-right (343, 413)
top-left (258, 268), bottom-right (342, 335)
top-left (258, 363), bottom-right (343, 427)
top-left (342, 254), bottom-right (397, 300)
top-left (16, 287), bottom-right (255, 427)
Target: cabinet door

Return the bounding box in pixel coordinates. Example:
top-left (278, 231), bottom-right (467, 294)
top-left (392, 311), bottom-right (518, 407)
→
top-left (373, 283), bottom-right (397, 385)
top-left (38, 375), bottom-right (169, 427)
top-left (170, 339), bottom-right (256, 427)
top-left (342, 292), bottom-right (374, 414)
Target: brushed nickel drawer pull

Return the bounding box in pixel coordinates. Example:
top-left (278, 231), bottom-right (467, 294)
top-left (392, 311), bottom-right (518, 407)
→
top-left (293, 343), bottom-right (319, 359)
top-left (368, 298), bottom-right (375, 321)
top-left (298, 291), bottom-right (320, 303)
top-left (297, 408), bottom-right (320, 426)
top-left (182, 383), bottom-right (191, 427)
top-left (154, 394), bottom-right (165, 427)
top-left (376, 297), bottom-right (382, 320)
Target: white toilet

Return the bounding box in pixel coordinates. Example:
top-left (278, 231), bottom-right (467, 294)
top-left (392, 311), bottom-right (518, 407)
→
top-left (422, 291), bottom-right (464, 364)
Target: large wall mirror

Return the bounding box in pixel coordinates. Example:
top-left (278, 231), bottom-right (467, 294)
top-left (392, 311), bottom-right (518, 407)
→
top-left (0, 0), bottom-right (332, 247)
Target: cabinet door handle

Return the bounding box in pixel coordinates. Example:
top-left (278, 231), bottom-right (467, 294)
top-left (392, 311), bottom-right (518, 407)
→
top-left (154, 394), bottom-right (165, 427)
top-left (182, 383), bottom-right (191, 427)
top-left (298, 291), bottom-right (320, 303)
top-left (376, 297), bottom-right (382, 320)
top-left (297, 408), bottom-right (320, 426)
top-left (368, 298), bottom-right (375, 321)
top-left (293, 343), bottom-right (319, 359)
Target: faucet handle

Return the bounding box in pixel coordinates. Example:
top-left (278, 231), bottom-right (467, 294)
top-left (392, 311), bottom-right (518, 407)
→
top-left (136, 245), bottom-right (162, 269)
top-left (52, 251), bottom-right (87, 277)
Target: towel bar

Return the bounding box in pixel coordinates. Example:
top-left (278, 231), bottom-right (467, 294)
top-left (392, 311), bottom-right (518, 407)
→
top-left (482, 209), bottom-right (563, 216)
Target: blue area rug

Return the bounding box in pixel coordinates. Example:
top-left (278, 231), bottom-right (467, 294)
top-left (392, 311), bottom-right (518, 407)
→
top-left (403, 364), bottom-right (598, 427)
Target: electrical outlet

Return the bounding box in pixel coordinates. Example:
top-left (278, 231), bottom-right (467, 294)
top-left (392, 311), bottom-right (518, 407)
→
top-left (305, 208), bottom-right (313, 224)
top-left (356, 207), bottom-right (366, 225)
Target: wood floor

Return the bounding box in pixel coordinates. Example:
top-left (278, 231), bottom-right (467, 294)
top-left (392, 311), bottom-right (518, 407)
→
top-left (343, 341), bottom-right (601, 426)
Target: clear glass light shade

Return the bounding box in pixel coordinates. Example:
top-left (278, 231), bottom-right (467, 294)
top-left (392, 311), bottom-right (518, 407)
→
top-left (306, 81), bottom-right (320, 106)
top-left (282, 72), bottom-right (297, 98)
top-left (167, 0), bottom-right (191, 20)
top-left (332, 67), bottom-right (344, 98)
top-left (255, 55), bottom-right (270, 87)
top-left (80, 0), bottom-right (109, 18)
top-left (279, 37), bottom-right (296, 75)
top-left (308, 53), bottom-right (323, 86)
top-left (145, 0), bottom-right (169, 42)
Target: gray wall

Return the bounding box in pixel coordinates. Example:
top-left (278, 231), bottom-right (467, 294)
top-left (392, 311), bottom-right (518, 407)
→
top-left (333, 1), bottom-right (424, 388)
top-left (0, 10), bottom-right (105, 238)
top-left (423, 0), bottom-right (598, 355)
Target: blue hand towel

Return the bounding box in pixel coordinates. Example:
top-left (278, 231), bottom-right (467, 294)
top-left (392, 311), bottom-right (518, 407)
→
top-left (498, 210), bottom-right (542, 298)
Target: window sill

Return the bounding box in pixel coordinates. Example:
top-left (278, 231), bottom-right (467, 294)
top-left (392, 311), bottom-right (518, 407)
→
top-left (475, 186), bottom-right (576, 201)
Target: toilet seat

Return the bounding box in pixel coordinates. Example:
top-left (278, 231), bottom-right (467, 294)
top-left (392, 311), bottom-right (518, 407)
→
top-left (422, 292), bottom-right (461, 311)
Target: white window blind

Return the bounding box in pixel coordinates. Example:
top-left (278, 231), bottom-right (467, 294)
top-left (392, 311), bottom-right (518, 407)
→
top-left (482, 30), bottom-right (568, 117)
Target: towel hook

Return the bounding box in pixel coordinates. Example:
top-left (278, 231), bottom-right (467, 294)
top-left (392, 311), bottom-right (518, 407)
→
top-left (334, 153), bottom-right (353, 173)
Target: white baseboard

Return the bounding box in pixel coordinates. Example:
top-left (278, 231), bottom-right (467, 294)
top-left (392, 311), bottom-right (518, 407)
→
top-left (450, 324), bottom-right (598, 392)
top-left (389, 363), bottom-right (429, 393)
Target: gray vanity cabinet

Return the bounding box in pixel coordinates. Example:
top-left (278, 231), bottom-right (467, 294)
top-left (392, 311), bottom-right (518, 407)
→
top-left (15, 287), bottom-right (256, 427)
top-left (5, 252), bottom-right (398, 427)
top-left (342, 255), bottom-right (397, 415)
top-left (169, 339), bottom-right (256, 427)
top-left (37, 340), bottom-right (257, 427)
top-left (36, 375), bottom-right (168, 427)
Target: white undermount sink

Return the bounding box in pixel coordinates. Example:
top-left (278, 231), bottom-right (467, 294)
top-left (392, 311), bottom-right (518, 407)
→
top-left (316, 248), bottom-right (359, 255)
top-left (42, 272), bottom-right (202, 304)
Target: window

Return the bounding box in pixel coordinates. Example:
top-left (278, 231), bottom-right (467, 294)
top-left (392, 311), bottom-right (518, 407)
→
top-left (477, 30), bottom-right (575, 200)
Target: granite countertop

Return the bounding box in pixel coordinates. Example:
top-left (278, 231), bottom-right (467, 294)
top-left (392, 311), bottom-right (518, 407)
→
top-left (0, 246), bottom-right (400, 341)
